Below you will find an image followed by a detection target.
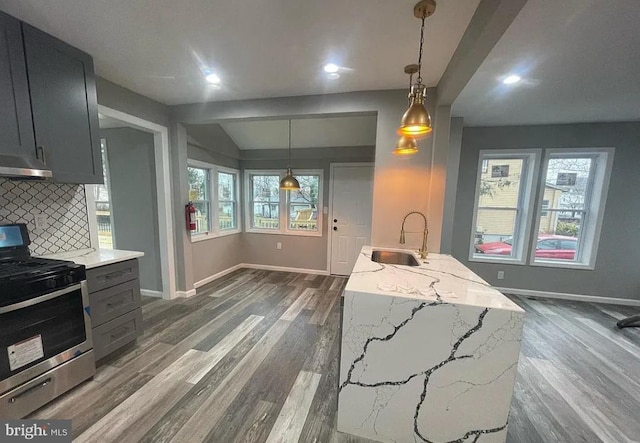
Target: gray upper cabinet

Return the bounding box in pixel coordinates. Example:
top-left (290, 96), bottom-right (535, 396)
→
top-left (0, 12), bottom-right (36, 159)
top-left (22, 23), bottom-right (103, 184)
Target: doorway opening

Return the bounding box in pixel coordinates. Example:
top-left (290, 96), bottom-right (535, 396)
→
top-left (86, 106), bottom-right (176, 299)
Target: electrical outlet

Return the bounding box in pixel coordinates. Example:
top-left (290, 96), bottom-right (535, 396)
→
top-left (34, 213), bottom-right (49, 231)
top-left (276, 242), bottom-right (282, 250)
top-left (497, 270), bottom-right (505, 280)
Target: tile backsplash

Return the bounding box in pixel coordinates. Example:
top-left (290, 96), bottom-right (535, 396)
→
top-left (0, 178), bottom-right (91, 255)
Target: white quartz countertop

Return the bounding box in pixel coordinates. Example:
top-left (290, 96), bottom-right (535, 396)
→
top-left (40, 248), bottom-right (144, 269)
top-left (346, 246), bottom-right (523, 312)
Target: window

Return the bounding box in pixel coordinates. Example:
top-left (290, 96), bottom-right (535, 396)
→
top-left (218, 171), bottom-right (238, 230)
top-left (541, 199), bottom-right (550, 217)
top-left (187, 166), bottom-right (210, 235)
top-left (531, 150), bottom-right (614, 268)
top-left (471, 152), bottom-right (539, 263)
top-left (249, 174), bottom-right (281, 230)
top-left (187, 160), bottom-right (241, 240)
top-left (470, 148), bottom-right (614, 269)
top-left (91, 139), bottom-right (115, 249)
top-left (246, 170), bottom-right (323, 236)
top-left (288, 175), bottom-right (320, 232)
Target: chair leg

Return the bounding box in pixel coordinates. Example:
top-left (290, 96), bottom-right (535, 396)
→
top-left (616, 314), bottom-right (640, 329)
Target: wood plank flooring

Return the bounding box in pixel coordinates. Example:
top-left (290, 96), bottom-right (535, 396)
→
top-left (28, 269), bottom-right (640, 443)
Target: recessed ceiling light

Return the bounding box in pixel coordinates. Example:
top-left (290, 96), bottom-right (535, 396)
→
top-left (503, 75), bottom-right (521, 85)
top-left (323, 63), bottom-right (340, 73)
top-left (205, 73), bottom-right (221, 84)
top-left (327, 73), bottom-right (340, 80)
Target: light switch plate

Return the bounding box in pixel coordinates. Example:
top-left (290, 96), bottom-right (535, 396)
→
top-left (276, 242), bottom-right (282, 250)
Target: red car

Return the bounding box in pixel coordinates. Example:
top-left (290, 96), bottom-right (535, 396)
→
top-left (475, 235), bottom-right (577, 260)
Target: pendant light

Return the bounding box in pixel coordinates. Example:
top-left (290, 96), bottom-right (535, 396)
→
top-left (279, 119), bottom-right (300, 191)
top-left (397, 0), bottom-right (436, 139)
top-left (393, 65), bottom-right (420, 155)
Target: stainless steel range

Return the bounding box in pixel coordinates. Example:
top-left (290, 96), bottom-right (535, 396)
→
top-left (0, 223), bottom-right (95, 419)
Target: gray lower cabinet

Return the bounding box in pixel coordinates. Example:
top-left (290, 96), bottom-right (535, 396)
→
top-left (86, 259), bottom-right (143, 361)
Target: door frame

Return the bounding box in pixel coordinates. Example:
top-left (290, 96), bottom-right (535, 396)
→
top-left (86, 105), bottom-right (177, 300)
top-left (327, 162), bottom-right (375, 275)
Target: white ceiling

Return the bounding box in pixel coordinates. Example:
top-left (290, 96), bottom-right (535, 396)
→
top-left (0, 0), bottom-right (481, 105)
top-left (452, 0), bottom-right (640, 126)
top-left (219, 115), bottom-right (377, 150)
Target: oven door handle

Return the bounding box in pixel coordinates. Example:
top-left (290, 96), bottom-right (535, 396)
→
top-left (0, 283), bottom-right (83, 314)
top-left (9, 377), bottom-right (52, 403)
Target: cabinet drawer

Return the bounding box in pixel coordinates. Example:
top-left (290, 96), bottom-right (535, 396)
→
top-left (87, 259), bottom-right (138, 292)
top-left (92, 308), bottom-right (143, 361)
top-left (89, 279), bottom-right (141, 327)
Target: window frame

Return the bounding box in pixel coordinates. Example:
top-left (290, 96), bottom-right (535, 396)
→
top-left (529, 148), bottom-right (614, 270)
top-left (468, 149), bottom-right (541, 265)
top-left (216, 166), bottom-right (240, 233)
top-left (187, 159), bottom-right (241, 242)
top-left (244, 169), bottom-right (323, 237)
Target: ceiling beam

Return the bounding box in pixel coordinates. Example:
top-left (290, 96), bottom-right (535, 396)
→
top-left (436, 0), bottom-right (529, 106)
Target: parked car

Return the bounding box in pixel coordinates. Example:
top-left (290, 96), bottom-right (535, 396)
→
top-left (475, 235), bottom-right (577, 259)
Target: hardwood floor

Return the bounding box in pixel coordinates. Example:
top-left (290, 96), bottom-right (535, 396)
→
top-left (29, 269), bottom-right (640, 443)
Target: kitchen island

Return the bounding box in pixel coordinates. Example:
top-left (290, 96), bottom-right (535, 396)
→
top-left (337, 247), bottom-right (524, 443)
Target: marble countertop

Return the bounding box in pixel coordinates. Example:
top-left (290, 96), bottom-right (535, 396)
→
top-left (346, 246), bottom-right (523, 312)
top-left (40, 248), bottom-right (144, 269)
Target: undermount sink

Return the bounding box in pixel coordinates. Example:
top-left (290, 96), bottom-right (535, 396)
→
top-left (371, 250), bottom-right (420, 266)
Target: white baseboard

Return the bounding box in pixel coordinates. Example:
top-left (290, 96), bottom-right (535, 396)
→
top-left (496, 287), bottom-right (640, 307)
top-left (188, 262), bottom-right (329, 294)
top-left (140, 289), bottom-right (164, 298)
top-left (241, 263), bottom-right (329, 276)
top-left (176, 289), bottom-right (197, 298)
top-left (194, 264), bottom-right (245, 289)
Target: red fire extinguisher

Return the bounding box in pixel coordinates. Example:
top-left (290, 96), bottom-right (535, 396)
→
top-left (186, 201), bottom-right (196, 232)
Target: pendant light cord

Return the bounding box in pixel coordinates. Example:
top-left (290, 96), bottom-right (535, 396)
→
top-left (417, 14), bottom-right (426, 85)
top-left (288, 119), bottom-right (292, 168)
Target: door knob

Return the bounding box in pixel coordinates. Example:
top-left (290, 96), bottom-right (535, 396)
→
top-left (333, 227), bottom-right (338, 231)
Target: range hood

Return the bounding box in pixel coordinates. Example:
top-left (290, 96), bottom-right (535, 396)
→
top-left (0, 154), bottom-right (52, 179)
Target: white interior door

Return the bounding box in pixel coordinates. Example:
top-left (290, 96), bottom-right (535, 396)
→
top-left (330, 164), bottom-right (374, 275)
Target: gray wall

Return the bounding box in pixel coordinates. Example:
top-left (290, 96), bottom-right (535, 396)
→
top-left (187, 145), bottom-right (375, 283)
top-left (240, 146), bottom-right (375, 271)
top-left (101, 127), bottom-right (163, 292)
top-left (451, 122), bottom-right (640, 301)
top-left (96, 77), bottom-right (170, 127)
top-left (191, 234), bottom-right (244, 284)
top-left (184, 125), bottom-right (244, 284)
top-left (187, 143), bottom-right (240, 170)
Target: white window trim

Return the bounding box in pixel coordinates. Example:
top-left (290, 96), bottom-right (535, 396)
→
top-left (468, 149), bottom-right (542, 265)
top-left (244, 169), bottom-right (323, 237)
top-left (188, 159), bottom-right (241, 242)
top-left (529, 147), bottom-right (614, 270)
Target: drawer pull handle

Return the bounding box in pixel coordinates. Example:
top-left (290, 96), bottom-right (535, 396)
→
top-left (9, 378), bottom-right (52, 403)
top-left (106, 298), bottom-right (126, 308)
top-left (110, 327), bottom-right (130, 341)
top-left (104, 271), bottom-right (126, 280)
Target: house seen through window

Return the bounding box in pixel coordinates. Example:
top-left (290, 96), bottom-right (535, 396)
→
top-left (471, 149), bottom-right (613, 268)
